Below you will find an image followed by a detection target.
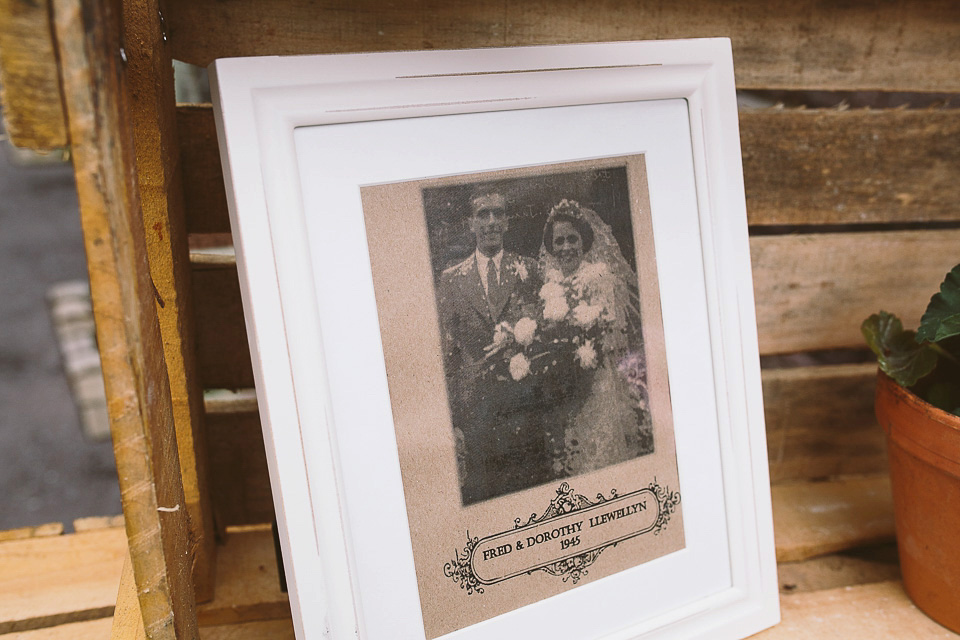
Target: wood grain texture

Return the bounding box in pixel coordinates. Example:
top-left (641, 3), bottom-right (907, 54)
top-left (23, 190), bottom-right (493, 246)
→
top-left (50, 0), bottom-right (198, 637)
top-left (6, 617), bottom-right (294, 640)
top-left (178, 106), bottom-right (229, 234)
top-left (773, 475), bottom-right (894, 563)
top-left (74, 515), bottom-right (126, 532)
top-left (196, 527), bottom-right (289, 625)
top-left (752, 230), bottom-right (960, 355)
top-left (189, 230), bottom-right (958, 365)
top-left (111, 552), bottom-right (147, 640)
top-left (0, 0), bottom-right (68, 149)
top-left (192, 266), bottom-right (254, 389)
top-left (763, 364), bottom-right (884, 483)
top-left (201, 619), bottom-right (296, 640)
top-left (178, 106), bottom-right (960, 234)
top-left (123, 0), bottom-right (216, 603)
top-left (194, 362), bottom-right (882, 522)
top-left (754, 580), bottom-right (959, 639)
top-left (742, 109), bottom-right (960, 225)
top-left (204, 414), bottom-right (275, 527)
top-left (5, 618), bottom-right (115, 640)
top-left (777, 544), bottom-right (900, 594)
top-left (163, 0), bottom-right (960, 92)
top-left (0, 527), bottom-right (126, 633)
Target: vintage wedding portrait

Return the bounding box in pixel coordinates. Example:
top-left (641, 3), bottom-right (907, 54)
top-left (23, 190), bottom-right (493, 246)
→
top-left (424, 167), bottom-right (655, 505)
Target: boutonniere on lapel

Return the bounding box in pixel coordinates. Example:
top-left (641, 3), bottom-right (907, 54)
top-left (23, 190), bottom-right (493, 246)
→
top-left (511, 260), bottom-right (529, 282)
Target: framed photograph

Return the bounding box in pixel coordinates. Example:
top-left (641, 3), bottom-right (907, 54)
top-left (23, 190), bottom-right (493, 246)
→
top-left (211, 39), bottom-right (779, 639)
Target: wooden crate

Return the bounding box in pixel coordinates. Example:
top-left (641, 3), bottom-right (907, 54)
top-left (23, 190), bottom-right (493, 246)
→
top-left (1, 0), bottom-right (959, 638)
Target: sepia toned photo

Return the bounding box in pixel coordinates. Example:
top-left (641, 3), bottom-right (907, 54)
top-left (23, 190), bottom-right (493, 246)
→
top-left (425, 169), bottom-right (655, 505)
top-left (360, 156), bottom-right (683, 637)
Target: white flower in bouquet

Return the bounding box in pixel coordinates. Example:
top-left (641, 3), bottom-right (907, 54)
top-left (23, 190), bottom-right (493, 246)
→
top-left (492, 321), bottom-right (513, 348)
top-left (513, 317), bottom-right (537, 347)
top-left (539, 281), bottom-right (565, 302)
top-left (572, 302), bottom-right (603, 327)
top-left (543, 297), bottom-right (570, 322)
top-left (509, 352), bottom-right (531, 380)
top-left (575, 340), bottom-right (598, 369)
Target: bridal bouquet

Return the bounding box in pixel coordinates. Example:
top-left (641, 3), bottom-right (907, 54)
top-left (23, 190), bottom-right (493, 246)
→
top-left (484, 264), bottom-right (613, 395)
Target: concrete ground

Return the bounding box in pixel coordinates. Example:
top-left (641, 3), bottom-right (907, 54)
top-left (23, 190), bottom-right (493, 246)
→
top-left (0, 134), bottom-right (121, 532)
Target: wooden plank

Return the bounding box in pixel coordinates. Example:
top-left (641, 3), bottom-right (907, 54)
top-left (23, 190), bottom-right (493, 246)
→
top-left (0, 0), bottom-right (68, 149)
top-left (773, 475), bottom-right (894, 563)
top-left (178, 106), bottom-right (229, 234)
top-left (197, 363), bottom-right (882, 522)
top-left (196, 526), bottom-right (289, 625)
top-left (742, 109), bottom-right (960, 225)
top-left (192, 266), bottom-right (254, 389)
top-left (163, 0), bottom-right (960, 92)
top-left (178, 106), bottom-right (960, 234)
top-left (111, 552), bottom-right (147, 640)
top-left (122, 0), bottom-right (217, 602)
top-left (753, 581), bottom-right (959, 639)
top-left (189, 230), bottom-right (958, 367)
top-left (0, 527), bottom-right (126, 633)
top-left (201, 620), bottom-right (296, 640)
top-left (763, 364), bottom-right (885, 483)
top-left (752, 230), bottom-right (960, 355)
top-left (5, 618), bottom-right (115, 640)
top-left (9, 617), bottom-right (294, 640)
top-left (205, 414), bottom-right (275, 527)
top-left (777, 543), bottom-right (900, 594)
top-left (50, 0), bottom-right (199, 637)
top-left (0, 522), bottom-right (63, 542)
top-left (73, 515), bottom-right (125, 532)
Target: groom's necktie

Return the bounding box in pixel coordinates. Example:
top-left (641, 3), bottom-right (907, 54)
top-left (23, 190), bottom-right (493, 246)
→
top-left (486, 258), bottom-right (503, 319)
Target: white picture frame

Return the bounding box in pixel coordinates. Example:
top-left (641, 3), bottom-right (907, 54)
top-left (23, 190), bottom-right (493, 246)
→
top-left (210, 39), bottom-right (779, 640)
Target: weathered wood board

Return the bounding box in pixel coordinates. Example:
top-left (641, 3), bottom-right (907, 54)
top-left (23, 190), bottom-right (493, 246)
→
top-left (0, 527), bottom-right (126, 634)
top-left (178, 106), bottom-right (960, 234)
top-left (123, 0), bottom-right (217, 601)
top-left (196, 526), bottom-right (290, 625)
top-left (763, 364), bottom-right (884, 483)
top-left (188, 229), bottom-right (958, 384)
top-left (0, 522), bottom-right (64, 542)
top-left (741, 109), bottom-right (960, 226)
top-left (164, 0), bottom-right (960, 92)
top-left (777, 544), bottom-right (900, 594)
top-left (51, 0), bottom-right (198, 636)
top-left (754, 580), bottom-right (960, 639)
top-left (773, 475), bottom-right (895, 563)
top-left (752, 230), bottom-right (960, 355)
top-left (0, 0), bottom-right (68, 149)
top-left (6, 618), bottom-right (115, 640)
top-left (204, 414), bottom-right (276, 527)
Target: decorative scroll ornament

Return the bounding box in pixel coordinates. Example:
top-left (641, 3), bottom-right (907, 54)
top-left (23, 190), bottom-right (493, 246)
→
top-left (443, 533), bottom-right (485, 595)
top-left (444, 480), bottom-right (680, 593)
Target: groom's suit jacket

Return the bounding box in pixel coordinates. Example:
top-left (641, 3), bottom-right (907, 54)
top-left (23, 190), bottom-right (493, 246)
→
top-left (437, 251), bottom-right (540, 382)
top-left (437, 251), bottom-right (544, 503)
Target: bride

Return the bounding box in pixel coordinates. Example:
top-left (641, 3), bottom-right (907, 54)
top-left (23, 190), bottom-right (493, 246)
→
top-left (538, 199), bottom-right (652, 477)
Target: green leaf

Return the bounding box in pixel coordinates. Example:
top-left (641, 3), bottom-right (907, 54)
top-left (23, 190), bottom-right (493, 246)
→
top-left (861, 312), bottom-right (938, 387)
top-left (917, 264), bottom-right (960, 344)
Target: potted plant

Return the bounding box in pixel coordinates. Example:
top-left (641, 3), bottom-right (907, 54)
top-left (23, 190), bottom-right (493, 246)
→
top-left (862, 264), bottom-right (960, 633)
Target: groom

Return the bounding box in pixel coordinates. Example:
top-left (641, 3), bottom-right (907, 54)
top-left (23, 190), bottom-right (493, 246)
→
top-left (438, 190), bottom-right (544, 504)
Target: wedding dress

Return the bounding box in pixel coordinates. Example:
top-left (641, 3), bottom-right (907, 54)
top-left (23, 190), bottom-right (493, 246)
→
top-left (539, 202), bottom-right (653, 477)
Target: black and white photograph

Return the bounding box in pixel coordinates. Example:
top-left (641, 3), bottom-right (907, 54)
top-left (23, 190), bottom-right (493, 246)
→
top-left (424, 168), bottom-right (655, 505)
top-left (358, 154), bottom-right (683, 636)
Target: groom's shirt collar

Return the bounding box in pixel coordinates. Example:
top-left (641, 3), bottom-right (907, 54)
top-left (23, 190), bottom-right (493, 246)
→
top-left (475, 248), bottom-right (504, 295)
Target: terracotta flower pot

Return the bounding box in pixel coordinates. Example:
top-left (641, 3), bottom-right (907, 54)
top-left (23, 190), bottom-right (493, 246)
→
top-left (875, 371), bottom-right (960, 633)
